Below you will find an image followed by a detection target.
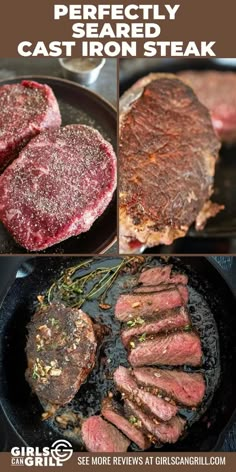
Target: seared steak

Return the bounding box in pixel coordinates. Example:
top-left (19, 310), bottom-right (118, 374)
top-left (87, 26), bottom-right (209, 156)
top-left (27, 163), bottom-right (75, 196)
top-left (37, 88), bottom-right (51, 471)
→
top-left (119, 73), bottom-right (222, 253)
top-left (138, 266), bottom-right (188, 286)
top-left (0, 80), bottom-right (61, 171)
top-left (25, 303), bottom-right (97, 405)
top-left (81, 416), bottom-right (130, 452)
top-left (102, 397), bottom-right (151, 450)
top-left (178, 70), bottom-right (236, 143)
top-left (133, 368), bottom-right (205, 407)
top-left (0, 124), bottom-right (116, 251)
top-left (125, 399), bottom-right (186, 444)
top-left (115, 286), bottom-right (188, 322)
top-left (121, 307), bottom-right (190, 348)
top-left (114, 366), bottom-right (177, 421)
top-left (128, 332), bottom-right (202, 367)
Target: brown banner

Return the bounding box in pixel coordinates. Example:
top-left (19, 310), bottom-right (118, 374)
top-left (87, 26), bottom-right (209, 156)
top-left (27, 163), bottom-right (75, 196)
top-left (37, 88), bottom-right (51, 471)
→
top-left (1, 452), bottom-right (236, 472)
top-left (0, 0), bottom-right (236, 58)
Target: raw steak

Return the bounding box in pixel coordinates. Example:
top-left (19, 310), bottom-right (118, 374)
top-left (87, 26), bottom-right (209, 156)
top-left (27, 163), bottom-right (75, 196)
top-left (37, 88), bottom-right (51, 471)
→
top-left (178, 70), bottom-right (236, 143)
top-left (125, 400), bottom-right (186, 444)
top-left (119, 73), bottom-right (222, 253)
top-left (121, 307), bottom-right (190, 347)
top-left (102, 397), bottom-right (151, 450)
top-left (115, 286), bottom-right (188, 322)
top-left (25, 303), bottom-right (97, 405)
top-left (81, 416), bottom-right (130, 452)
top-left (0, 124), bottom-right (116, 251)
top-left (0, 80), bottom-right (61, 170)
top-left (114, 366), bottom-right (177, 421)
top-left (128, 332), bottom-right (202, 367)
top-left (133, 368), bottom-right (205, 407)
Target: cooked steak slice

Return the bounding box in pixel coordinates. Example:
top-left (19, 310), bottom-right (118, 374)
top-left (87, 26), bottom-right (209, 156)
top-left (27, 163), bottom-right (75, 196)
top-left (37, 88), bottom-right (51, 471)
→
top-left (0, 80), bottom-right (61, 171)
top-left (133, 368), bottom-right (205, 407)
top-left (121, 307), bottom-right (190, 348)
top-left (125, 400), bottom-right (186, 444)
top-left (128, 332), bottom-right (202, 367)
top-left (119, 73), bottom-right (222, 253)
top-left (138, 266), bottom-right (188, 286)
top-left (178, 70), bottom-right (236, 143)
top-left (25, 303), bottom-right (97, 405)
top-left (81, 416), bottom-right (130, 452)
top-left (0, 124), bottom-right (116, 251)
top-left (115, 286), bottom-right (188, 322)
top-left (114, 366), bottom-right (177, 421)
top-left (134, 283), bottom-right (177, 293)
top-left (102, 397), bottom-right (151, 450)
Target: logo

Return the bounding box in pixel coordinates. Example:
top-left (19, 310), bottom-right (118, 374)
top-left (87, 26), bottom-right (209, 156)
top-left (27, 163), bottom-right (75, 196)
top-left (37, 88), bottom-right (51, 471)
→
top-left (11, 440), bottom-right (73, 467)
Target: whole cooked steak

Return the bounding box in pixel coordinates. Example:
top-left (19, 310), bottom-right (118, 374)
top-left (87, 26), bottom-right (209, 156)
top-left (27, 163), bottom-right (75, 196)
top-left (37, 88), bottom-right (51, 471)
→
top-left (178, 70), bottom-right (236, 143)
top-left (119, 73), bottom-right (222, 253)
top-left (0, 124), bottom-right (116, 251)
top-left (0, 80), bottom-right (61, 171)
top-left (25, 303), bottom-right (97, 405)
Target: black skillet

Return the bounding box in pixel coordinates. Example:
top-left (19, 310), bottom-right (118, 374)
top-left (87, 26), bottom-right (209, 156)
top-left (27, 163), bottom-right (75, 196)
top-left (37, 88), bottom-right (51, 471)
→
top-left (119, 59), bottom-right (236, 254)
top-left (0, 255), bottom-right (236, 452)
top-left (0, 76), bottom-right (117, 255)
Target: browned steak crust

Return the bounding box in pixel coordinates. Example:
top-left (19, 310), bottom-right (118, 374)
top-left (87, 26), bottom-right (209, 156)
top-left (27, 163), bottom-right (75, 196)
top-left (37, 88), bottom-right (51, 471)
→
top-left (25, 303), bottom-right (97, 405)
top-left (119, 73), bottom-right (222, 252)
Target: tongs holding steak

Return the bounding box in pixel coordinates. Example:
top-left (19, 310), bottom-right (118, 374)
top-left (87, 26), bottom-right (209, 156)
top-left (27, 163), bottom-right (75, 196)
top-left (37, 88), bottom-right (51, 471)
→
top-left (114, 366), bottom-right (178, 421)
top-left (119, 73), bottom-right (223, 253)
top-left (0, 80), bottom-right (61, 170)
top-left (25, 303), bottom-right (97, 405)
top-left (0, 124), bottom-right (116, 251)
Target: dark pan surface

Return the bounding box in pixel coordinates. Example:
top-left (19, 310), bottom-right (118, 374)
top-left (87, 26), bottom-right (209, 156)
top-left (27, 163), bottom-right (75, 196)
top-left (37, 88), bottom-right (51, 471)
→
top-left (0, 76), bottom-right (117, 255)
top-left (120, 59), bottom-right (236, 254)
top-left (0, 256), bottom-right (236, 451)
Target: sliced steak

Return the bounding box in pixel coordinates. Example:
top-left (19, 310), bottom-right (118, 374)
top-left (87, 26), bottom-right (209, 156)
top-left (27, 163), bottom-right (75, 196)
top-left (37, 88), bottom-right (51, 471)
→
top-left (102, 397), bottom-right (151, 450)
top-left (115, 286), bottom-right (188, 322)
top-left (138, 266), bottom-right (188, 286)
top-left (178, 70), bottom-right (236, 143)
top-left (81, 416), bottom-right (130, 452)
top-left (114, 366), bottom-right (177, 421)
top-left (128, 332), bottom-right (202, 367)
top-left (119, 73), bottom-right (222, 253)
top-left (134, 283), bottom-right (177, 294)
top-left (25, 303), bottom-right (97, 405)
top-left (121, 307), bottom-right (190, 348)
top-left (133, 368), bottom-right (205, 407)
top-left (0, 80), bottom-right (61, 171)
top-left (0, 124), bottom-right (116, 251)
top-left (125, 400), bottom-right (186, 444)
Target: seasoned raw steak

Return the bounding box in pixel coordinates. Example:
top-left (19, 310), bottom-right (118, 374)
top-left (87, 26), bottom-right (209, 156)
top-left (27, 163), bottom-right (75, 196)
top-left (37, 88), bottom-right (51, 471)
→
top-left (81, 416), bottom-right (130, 452)
top-left (0, 124), bottom-right (116, 251)
top-left (25, 303), bottom-right (97, 405)
top-left (133, 368), bottom-right (205, 407)
top-left (178, 70), bottom-right (236, 143)
top-left (119, 73), bottom-right (222, 253)
top-left (102, 397), bottom-right (151, 450)
top-left (125, 400), bottom-right (186, 444)
top-left (0, 80), bottom-right (61, 170)
top-left (128, 332), bottom-right (202, 367)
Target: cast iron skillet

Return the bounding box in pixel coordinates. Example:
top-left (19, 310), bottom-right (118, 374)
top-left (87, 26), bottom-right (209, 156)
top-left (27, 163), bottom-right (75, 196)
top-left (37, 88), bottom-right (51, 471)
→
top-left (0, 76), bottom-right (117, 255)
top-left (0, 256), bottom-right (236, 451)
top-left (119, 59), bottom-right (236, 254)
